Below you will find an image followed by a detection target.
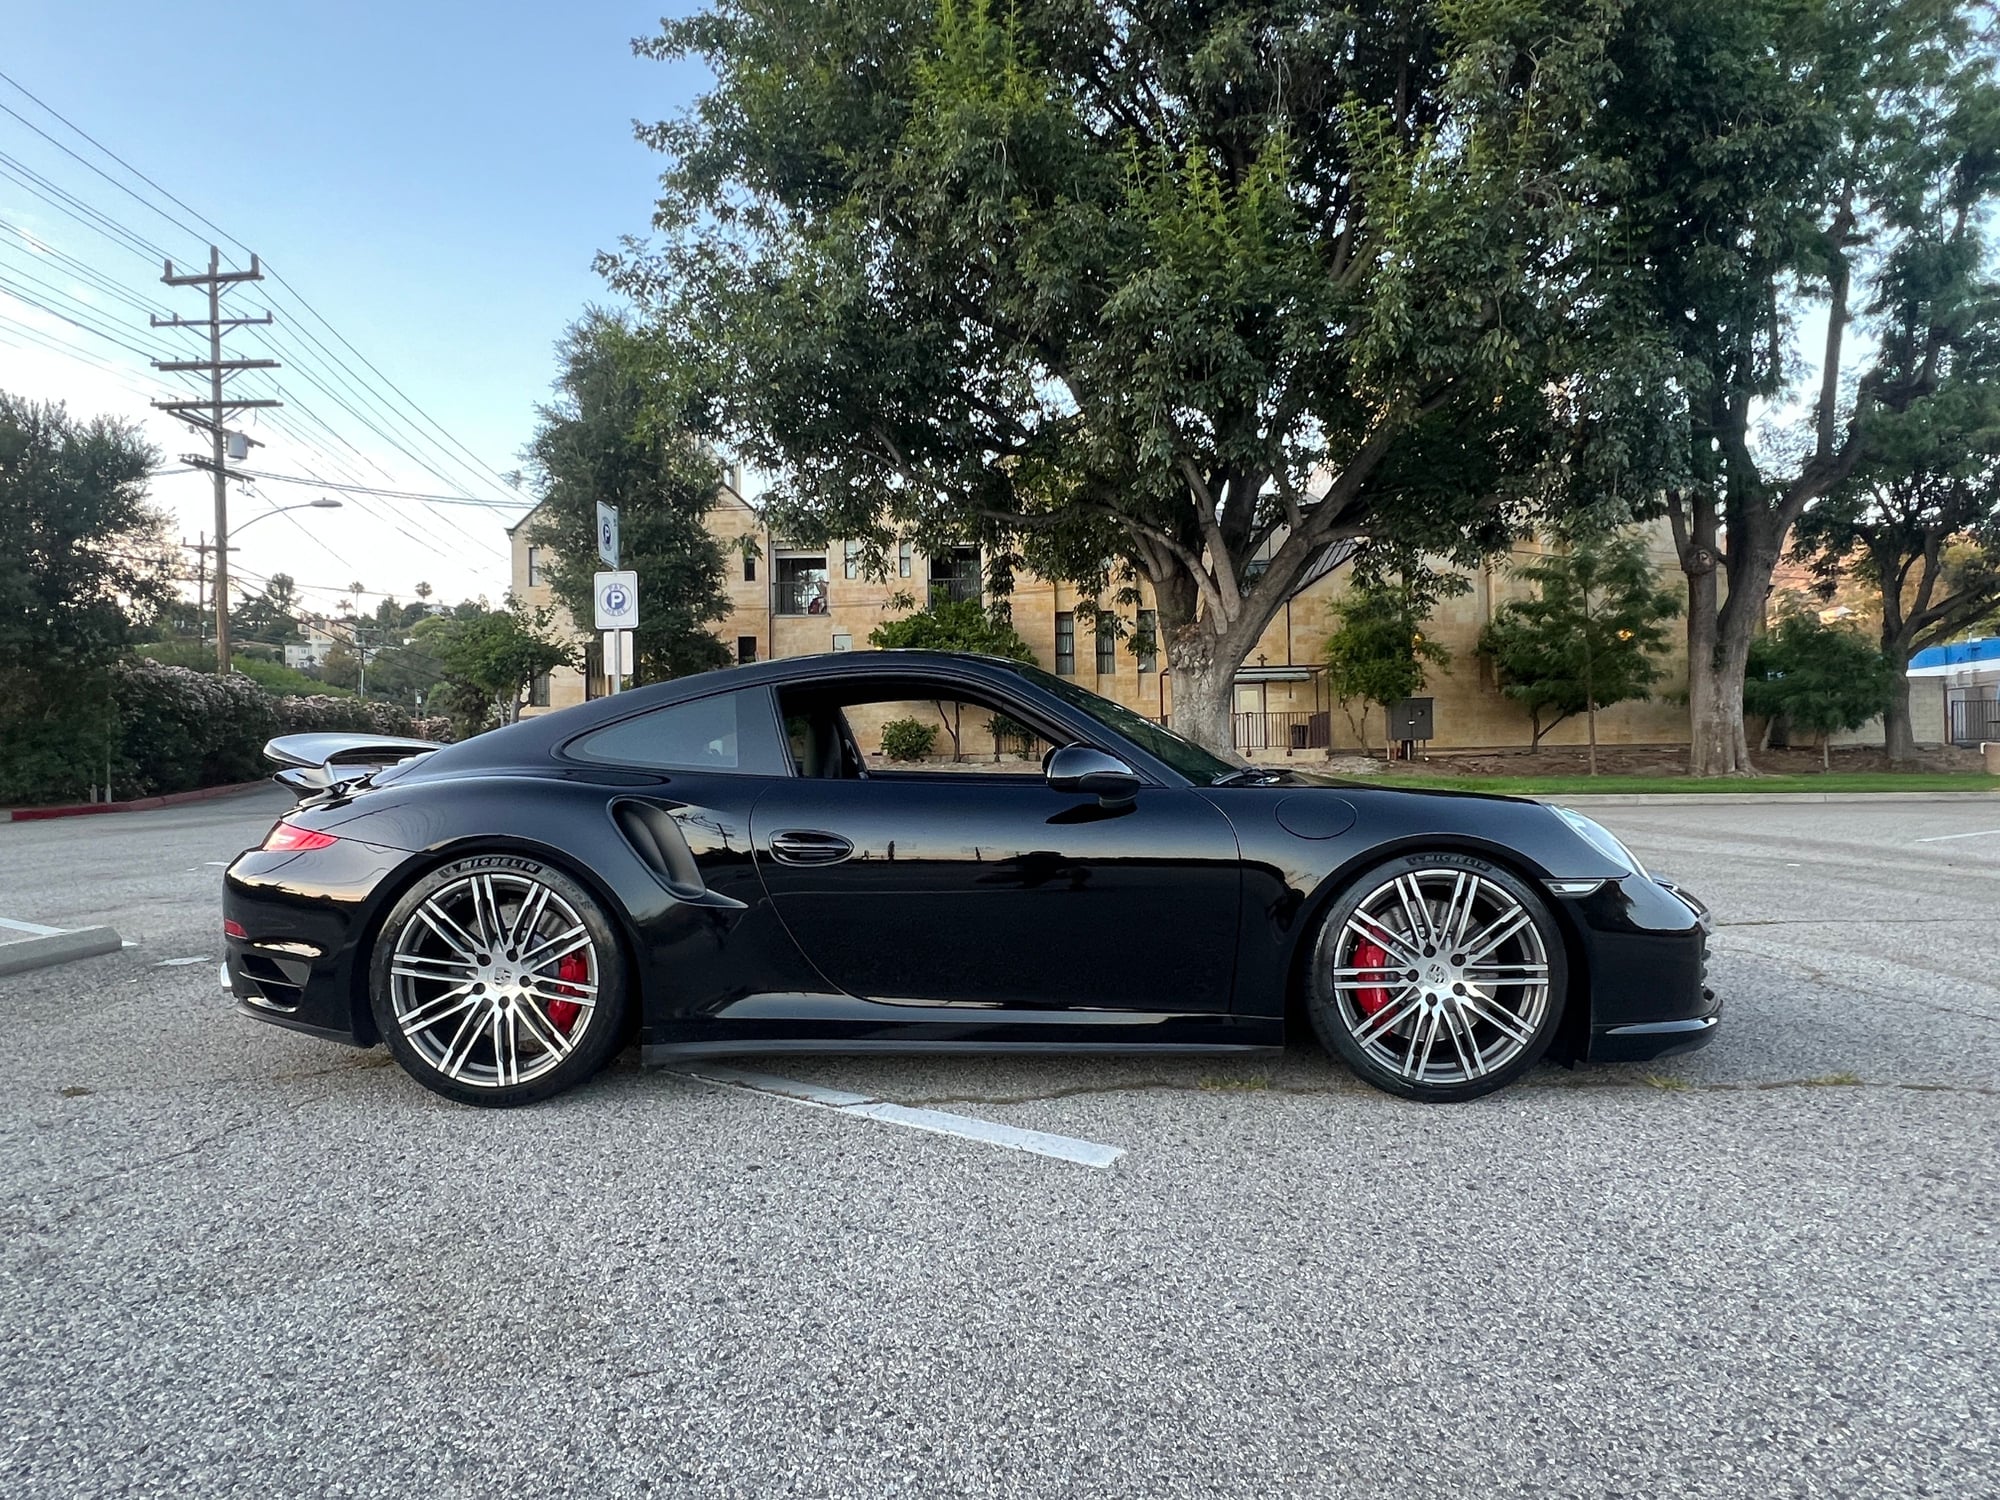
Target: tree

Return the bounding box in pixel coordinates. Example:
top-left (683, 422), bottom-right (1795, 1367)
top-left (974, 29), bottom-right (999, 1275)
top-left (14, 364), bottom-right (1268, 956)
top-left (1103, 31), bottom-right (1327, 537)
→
top-left (0, 394), bottom-right (172, 802)
top-left (606, 1), bottom-right (1658, 753)
top-left (1794, 232), bottom-right (2000, 760)
top-left (231, 572), bottom-right (301, 645)
top-left (1476, 534), bottom-right (1682, 772)
top-left (419, 599), bottom-right (575, 732)
top-left (1578, 0), bottom-right (2000, 774)
top-left (869, 591), bottom-right (1036, 758)
top-left (1323, 581), bottom-right (1448, 757)
top-left (526, 309), bottom-right (731, 682)
top-left (868, 593), bottom-right (1034, 662)
top-left (1744, 613), bottom-right (1898, 768)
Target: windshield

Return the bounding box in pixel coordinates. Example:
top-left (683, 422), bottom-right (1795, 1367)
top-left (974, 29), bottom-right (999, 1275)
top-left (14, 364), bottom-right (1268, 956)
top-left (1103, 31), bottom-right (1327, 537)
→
top-left (1013, 664), bottom-right (1236, 782)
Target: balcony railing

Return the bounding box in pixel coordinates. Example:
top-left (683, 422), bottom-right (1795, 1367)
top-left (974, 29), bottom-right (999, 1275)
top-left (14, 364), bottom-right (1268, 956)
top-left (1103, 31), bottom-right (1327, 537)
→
top-left (774, 579), bottom-right (829, 616)
top-left (926, 574), bottom-right (981, 605)
top-left (1233, 710), bottom-right (1331, 753)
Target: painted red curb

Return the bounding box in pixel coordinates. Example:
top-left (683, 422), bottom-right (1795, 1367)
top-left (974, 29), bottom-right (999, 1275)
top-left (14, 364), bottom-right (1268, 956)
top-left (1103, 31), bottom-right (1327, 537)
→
top-left (3, 779), bottom-right (272, 822)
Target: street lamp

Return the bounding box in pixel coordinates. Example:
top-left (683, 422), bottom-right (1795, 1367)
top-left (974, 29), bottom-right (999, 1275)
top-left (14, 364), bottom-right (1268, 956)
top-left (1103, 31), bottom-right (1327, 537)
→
top-left (231, 496), bottom-right (343, 536)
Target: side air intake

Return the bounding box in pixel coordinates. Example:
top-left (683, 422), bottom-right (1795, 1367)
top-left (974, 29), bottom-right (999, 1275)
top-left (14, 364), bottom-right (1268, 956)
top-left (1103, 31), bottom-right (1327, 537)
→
top-left (611, 800), bottom-right (707, 899)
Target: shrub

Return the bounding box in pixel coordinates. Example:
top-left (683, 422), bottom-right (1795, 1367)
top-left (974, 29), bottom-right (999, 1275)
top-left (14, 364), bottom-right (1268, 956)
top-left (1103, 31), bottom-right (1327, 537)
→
top-left (880, 717), bottom-right (938, 762)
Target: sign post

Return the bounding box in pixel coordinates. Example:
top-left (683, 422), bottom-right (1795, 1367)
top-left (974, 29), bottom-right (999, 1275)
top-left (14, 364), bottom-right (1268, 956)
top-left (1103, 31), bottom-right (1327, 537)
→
top-left (595, 502), bottom-right (620, 568)
top-left (593, 569), bottom-right (639, 695)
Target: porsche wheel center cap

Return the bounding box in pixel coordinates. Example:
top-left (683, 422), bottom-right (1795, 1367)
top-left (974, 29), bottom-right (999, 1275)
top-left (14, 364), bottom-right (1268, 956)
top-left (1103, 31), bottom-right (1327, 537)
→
top-left (1427, 964), bottom-right (1447, 986)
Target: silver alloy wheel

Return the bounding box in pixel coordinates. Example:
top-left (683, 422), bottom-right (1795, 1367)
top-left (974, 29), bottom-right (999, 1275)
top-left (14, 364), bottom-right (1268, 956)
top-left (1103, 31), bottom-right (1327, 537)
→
top-left (1329, 868), bottom-right (1551, 1085)
top-left (387, 871), bottom-right (599, 1089)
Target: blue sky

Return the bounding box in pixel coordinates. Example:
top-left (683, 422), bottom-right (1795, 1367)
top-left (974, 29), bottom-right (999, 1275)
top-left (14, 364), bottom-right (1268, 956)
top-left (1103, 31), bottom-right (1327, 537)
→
top-left (0, 1), bottom-right (707, 614)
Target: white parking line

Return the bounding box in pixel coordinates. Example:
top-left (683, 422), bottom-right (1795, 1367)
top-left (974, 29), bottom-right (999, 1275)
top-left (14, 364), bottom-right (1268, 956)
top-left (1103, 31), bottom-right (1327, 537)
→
top-left (0, 917), bottom-right (64, 937)
top-left (1915, 828), bottom-right (2000, 843)
top-left (678, 1066), bottom-right (1125, 1169)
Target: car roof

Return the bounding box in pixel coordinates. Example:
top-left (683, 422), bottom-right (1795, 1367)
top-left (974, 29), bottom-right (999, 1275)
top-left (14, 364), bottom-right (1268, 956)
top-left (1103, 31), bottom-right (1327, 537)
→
top-left (417, 650), bottom-right (1051, 774)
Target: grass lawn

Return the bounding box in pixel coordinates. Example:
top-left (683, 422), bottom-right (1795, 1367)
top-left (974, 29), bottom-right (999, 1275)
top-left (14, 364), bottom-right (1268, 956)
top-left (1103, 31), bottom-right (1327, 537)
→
top-left (1350, 771), bottom-right (2000, 795)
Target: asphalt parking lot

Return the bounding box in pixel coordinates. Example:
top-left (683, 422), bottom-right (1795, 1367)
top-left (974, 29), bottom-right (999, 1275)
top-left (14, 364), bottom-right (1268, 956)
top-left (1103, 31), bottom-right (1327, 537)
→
top-left (2, 787), bottom-right (1994, 1498)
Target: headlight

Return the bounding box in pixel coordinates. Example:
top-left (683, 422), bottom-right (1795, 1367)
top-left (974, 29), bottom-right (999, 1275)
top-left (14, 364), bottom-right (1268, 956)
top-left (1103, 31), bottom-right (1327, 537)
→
top-left (1551, 806), bottom-right (1647, 877)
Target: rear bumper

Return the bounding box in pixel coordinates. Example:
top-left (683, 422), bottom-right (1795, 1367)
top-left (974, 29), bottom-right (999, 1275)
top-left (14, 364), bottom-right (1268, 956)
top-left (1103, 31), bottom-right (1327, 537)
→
top-left (222, 836), bottom-right (411, 1047)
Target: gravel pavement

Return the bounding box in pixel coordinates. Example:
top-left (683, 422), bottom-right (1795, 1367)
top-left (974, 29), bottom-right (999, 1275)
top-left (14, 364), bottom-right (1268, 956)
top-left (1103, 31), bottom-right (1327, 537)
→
top-left (1, 787), bottom-right (1994, 1498)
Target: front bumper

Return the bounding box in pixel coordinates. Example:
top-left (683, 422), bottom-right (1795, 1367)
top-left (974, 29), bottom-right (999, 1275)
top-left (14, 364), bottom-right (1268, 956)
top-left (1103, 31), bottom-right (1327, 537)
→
top-left (1554, 874), bottom-right (1719, 1064)
top-left (222, 835), bottom-right (412, 1047)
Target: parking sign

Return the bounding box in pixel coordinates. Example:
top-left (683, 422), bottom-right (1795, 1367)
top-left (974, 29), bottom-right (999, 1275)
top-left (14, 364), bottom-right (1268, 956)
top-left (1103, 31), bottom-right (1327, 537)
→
top-left (595, 503), bottom-right (619, 568)
top-left (594, 570), bottom-right (639, 631)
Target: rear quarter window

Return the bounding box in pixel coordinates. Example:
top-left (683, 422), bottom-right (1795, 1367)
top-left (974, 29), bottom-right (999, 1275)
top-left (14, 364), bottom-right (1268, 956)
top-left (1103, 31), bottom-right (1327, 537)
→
top-left (566, 688), bottom-right (789, 775)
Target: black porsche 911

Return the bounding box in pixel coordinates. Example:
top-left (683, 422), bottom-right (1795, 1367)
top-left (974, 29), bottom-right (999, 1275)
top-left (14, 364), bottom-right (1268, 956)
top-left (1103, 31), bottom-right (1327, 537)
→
top-left (222, 649), bottom-right (1717, 1107)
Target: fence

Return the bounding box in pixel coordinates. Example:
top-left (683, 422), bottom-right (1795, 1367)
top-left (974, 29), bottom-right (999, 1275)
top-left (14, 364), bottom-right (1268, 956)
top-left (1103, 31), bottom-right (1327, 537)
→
top-left (1232, 710), bottom-right (1332, 753)
top-left (1947, 696), bottom-right (2000, 747)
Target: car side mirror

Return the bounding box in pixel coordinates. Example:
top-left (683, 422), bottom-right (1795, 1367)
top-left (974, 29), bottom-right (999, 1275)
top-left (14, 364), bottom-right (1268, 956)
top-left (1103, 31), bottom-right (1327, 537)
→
top-left (1045, 744), bottom-right (1141, 805)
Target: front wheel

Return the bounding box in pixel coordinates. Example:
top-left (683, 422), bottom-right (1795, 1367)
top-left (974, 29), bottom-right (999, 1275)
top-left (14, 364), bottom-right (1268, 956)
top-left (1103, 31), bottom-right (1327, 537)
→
top-left (1306, 854), bottom-right (1567, 1102)
top-left (369, 854), bottom-right (629, 1107)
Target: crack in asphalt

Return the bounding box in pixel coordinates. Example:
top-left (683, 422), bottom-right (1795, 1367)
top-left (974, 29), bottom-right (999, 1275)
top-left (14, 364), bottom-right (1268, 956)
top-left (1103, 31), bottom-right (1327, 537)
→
top-left (887, 1076), bottom-right (2000, 1108)
top-left (6, 1084), bottom-right (350, 1231)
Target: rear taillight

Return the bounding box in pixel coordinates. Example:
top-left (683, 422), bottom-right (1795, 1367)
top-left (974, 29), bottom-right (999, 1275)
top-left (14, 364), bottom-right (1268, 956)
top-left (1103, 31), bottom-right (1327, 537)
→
top-left (223, 919), bottom-right (247, 939)
top-left (262, 820), bottom-right (339, 852)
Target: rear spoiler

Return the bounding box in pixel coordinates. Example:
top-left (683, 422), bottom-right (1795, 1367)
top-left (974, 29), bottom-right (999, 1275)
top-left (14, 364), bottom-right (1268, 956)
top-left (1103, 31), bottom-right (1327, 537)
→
top-left (263, 732), bottom-right (444, 795)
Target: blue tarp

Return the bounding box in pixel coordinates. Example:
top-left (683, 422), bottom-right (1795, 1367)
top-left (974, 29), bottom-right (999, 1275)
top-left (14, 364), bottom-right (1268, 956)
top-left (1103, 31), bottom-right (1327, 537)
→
top-left (1910, 637), bottom-right (2000, 670)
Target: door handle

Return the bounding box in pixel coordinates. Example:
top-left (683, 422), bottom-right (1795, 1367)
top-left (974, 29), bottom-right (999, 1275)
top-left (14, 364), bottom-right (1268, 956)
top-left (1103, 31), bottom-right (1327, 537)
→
top-left (768, 829), bottom-right (855, 866)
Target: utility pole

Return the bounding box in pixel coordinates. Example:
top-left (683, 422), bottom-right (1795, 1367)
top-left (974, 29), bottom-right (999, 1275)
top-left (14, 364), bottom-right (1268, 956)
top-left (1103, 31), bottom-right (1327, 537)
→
top-left (151, 247), bottom-right (281, 673)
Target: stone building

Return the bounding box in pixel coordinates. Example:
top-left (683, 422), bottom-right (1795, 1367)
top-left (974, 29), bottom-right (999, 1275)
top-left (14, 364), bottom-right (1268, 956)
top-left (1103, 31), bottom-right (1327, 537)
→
top-left (507, 477), bottom-right (1809, 757)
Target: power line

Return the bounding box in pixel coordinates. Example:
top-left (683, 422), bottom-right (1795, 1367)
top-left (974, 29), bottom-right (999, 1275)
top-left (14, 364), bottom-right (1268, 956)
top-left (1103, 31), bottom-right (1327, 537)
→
top-left (0, 73), bottom-right (519, 568)
top-left (225, 465), bottom-right (533, 510)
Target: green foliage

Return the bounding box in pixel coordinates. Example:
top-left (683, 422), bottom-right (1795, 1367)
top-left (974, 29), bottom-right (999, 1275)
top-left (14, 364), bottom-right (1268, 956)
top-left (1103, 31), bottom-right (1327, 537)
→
top-left (525, 309), bottom-right (731, 681)
top-left (1745, 614), bottom-right (1897, 752)
top-left (0, 654), bottom-right (451, 807)
top-left (415, 599), bottom-right (576, 736)
top-left (133, 643), bottom-right (353, 698)
top-left (1477, 535), bottom-right (1682, 750)
top-left (1323, 582), bottom-right (1449, 751)
top-left (867, 594), bottom-right (1034, 661)
top-left (230, 573), bottom-right (302, 645)
top-left (607, 0), bottom-right (1648, 747)
top-left (879, 717), bottom-right (938, 762)
top-left (0, 394), bottom-right (176, 805)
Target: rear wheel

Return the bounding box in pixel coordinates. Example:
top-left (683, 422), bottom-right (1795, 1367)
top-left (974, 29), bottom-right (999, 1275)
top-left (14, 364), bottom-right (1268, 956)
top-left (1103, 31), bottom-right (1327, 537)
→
top-left (369, 854), bottom-right (628, 1107)
top-left (1306, 854), bottom-right (1567, 1101)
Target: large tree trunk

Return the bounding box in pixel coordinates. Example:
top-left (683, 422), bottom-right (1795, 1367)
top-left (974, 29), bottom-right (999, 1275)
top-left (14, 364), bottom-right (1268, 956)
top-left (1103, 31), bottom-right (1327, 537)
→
top-left (1163, 635), bottom-right (1238, 761)
top-left (1883, 666), bottom-right (1918, 764)
top-left (1679, 500), bottom-right (1742, 777)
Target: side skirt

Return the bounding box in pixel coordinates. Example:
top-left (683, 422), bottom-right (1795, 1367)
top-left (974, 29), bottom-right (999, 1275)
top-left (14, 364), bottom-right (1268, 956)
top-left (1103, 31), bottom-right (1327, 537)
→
top-left (643, 1039), bottom-right (1284, 1066)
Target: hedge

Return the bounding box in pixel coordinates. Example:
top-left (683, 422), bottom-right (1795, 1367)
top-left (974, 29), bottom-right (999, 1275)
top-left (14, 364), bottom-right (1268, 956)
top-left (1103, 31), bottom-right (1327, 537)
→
top-left (0, 657), bottom-right (455, 806)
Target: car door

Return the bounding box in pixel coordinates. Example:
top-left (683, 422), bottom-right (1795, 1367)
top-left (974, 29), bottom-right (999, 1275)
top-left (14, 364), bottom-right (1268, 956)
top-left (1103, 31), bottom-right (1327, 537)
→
top-left (749, 755), bottom-right (1243, 1014)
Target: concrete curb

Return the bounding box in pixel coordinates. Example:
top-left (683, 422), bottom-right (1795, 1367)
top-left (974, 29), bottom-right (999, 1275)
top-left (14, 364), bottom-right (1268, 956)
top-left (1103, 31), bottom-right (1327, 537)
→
top-left (1524, 790), bottom-right (2000, 806)
top-left (2, 779), bottom-right (270, 823)
top-left (0, 925), bottom-right (124, 977)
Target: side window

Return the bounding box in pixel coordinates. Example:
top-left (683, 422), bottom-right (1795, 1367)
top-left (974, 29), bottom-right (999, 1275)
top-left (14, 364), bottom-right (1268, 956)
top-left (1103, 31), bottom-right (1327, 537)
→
top-left (848, 695), bottom-right (1057, 774)
top-left (568, 689), bottom-right (789, 775)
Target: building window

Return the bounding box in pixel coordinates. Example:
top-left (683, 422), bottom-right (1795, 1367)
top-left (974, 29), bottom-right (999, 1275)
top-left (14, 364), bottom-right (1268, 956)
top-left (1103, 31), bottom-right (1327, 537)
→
top-left (736, 635), bottom-right (758, 665)
top-left (898, 541), bottom-right (912, 577)
top-left (526, 546), bottom-right (543, 587)
top-left (1096, 619), bottom-right (1117, 675)
top-left (927, 545), bottom-right (980, 604)
top-left (1137, 609), bottom-right (1158, 672)
top-left (774, 555), bottom-right (828, 615)
top-left (529, 672), bottom-right (551, 708)
top-left (1055, 612), bottom-right (1075, 675)
top-left (843, 541), bottom-right (862, 580)
top-left (831, 632), bottom-right (853, 652)
top-left (743, 552), bottom-right (756, 583)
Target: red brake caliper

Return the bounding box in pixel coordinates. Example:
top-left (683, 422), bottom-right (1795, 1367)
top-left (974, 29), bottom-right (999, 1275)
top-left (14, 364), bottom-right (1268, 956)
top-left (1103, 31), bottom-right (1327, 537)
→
top-left (547, 953), bottom-right (587, 1034)
top-left (1352, 940), bottom-right (1392, 1019)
